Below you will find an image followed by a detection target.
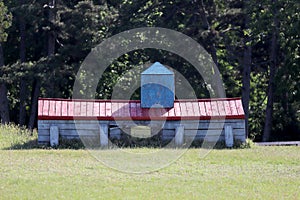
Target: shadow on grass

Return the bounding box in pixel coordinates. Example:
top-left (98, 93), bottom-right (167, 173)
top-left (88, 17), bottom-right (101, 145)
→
top-left (2, 139), bottom-right (40, 150)
top-left (2, 138), bottom-right (86, 150)
top-left (2, 137), bottom-right (252, 150)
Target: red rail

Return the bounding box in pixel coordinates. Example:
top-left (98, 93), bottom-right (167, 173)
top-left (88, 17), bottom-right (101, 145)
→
top-left (38, 98), bottom-right (245, 121)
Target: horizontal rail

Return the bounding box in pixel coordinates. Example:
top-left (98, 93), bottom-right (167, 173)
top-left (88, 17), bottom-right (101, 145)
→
top-left (255, 141), bottom-right (300, 146)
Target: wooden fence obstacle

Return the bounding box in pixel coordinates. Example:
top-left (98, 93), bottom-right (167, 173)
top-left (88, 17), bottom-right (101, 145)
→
top-left (38, 98), bottom-right (246, 147)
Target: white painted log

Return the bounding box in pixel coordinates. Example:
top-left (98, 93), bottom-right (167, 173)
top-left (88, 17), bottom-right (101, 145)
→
top-left (38, 129), bottom-right (50, 136)
top-left (175, 125), bottom-right (184, 146)
top-left (38, 122), bottom-right (99, 130)
top-left (61, 129), bottom-right (98, 136)
top-left (255, 141), bottom-right (300, 146)
top-left (38, 135), bottom-right (50, 143)
top-left (38, 119), bottom-right (246, 145)
top-left (99, 123), bottom-right (109, 147)
top-left (225, 125), bottom-right (233, 147)
top-left (50, 126), bottom-right (59, 146)
top-left (163, 120), bottom-right (245, 130)
top-left (39, 120), bottom-right (245, 131)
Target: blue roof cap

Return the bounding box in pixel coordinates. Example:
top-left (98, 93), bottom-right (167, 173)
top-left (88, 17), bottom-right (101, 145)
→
top-left (141, 62), bottom-right (174, 75)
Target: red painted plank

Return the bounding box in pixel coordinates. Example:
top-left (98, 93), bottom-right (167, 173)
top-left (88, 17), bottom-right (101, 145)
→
top-left (211, 101), bottom-right (219, 116)
top-left (61, 101), bottom-right (68, 116)
top-left (154, 107), bottom-right (164, 117)
top-left (44, 100), bottom-right (49, 116)
top-left (148, 107), bottom-right (160, 118)
top-left (167, 107), bottom-right (175, 117)
top-left (235, 99), bottom-right (245, 115)
top-left (111, 102), bottom-right (119, 117)
top-left (105, 102), bottom-right (112, 117)
top-left (49, 100), bottom-right (56, 116)
top-left (185, 102), bottom-right (194, 117)
top-left (191, 102), bottom-right (200, 117)
top-left (162, 108), bottom-right (169, 117)
top-left (223, 100), bottom-right (232, 116)
top-left (39, 97), bottom-right (242, 103)
top-left (136, 103), bottom-right (142, 117)
top-left (93, 102), bottom-right (100, 116)
top-left (67, 101), bottom-right (74, 116)
top-left (229, 100), bottom-right (238, 116)
top-left (180, 102), bottom-right (188, 116)
top-left (199, 102), bottom-right (207, 116)
top-left (204, 101), bottom-right (212, 116)
top-left (86, 102), bottom-right (94, 116)
top-left (37, 98), bottom-right (245, 120)
top-left (122, 102), bottom-right (130, 117)
top-left (99, 102), bottom-right (106, 116)
top-left (74, 101), bottom-right (81, 116)
top-left (80, 101), bottom-right (87, 116)
top-left (119, 102), bottom-right (125, 117)
top-left (217, 100), bottom-right (226, 116)
top-left (174, 102), bottom-right (181, 116)
top-left (55, 101), bottom-right (62, 116)
top-left (118, 102), bottom-right (124, 117)
top-left (38, 100), bottom-right (43, 116)
top-left (141, 107), bottom-right (149, 118)
top-left (130, 102), bottom-right (137, 117)
top-left (42, 100), bottom-right (49, 116)
top-left (158, 108), bottom-right (165, 117)
top-left (38, 114), bottom-right (246, 121)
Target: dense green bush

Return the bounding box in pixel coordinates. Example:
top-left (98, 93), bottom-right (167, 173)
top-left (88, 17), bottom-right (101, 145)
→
top-left (0, 124), bottom-right (38, 149)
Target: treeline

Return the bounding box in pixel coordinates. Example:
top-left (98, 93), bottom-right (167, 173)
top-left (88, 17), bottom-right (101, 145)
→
top-left (0, 0), bottom-right (299, 141)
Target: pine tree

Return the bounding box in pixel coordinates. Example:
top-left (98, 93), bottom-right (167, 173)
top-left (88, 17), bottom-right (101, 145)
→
top-left (0, 1), bottom-right (12, 124)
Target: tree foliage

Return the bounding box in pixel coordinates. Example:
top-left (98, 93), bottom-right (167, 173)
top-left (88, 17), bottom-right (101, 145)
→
top-left (0, 1), bottom-right (11, 42)
top-left (0, 0), bottom-right (299, 141)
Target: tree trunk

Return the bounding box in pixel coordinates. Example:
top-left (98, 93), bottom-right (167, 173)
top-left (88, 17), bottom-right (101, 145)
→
top-left (48, 0), bottom-right (56, 56)
top-left (19, 0), bottom-right (27, 126)
top-left (28, 80), bottom-right (40, 130)
top-left (28, 0), bottom-right (56, 129)
top-left (262, 0), bottom-right (279, 142)
top-left (47, 0), bottom-right (56, 97)
top-left (0, 43), bottom-right (10, 124)
top-left (198, 0), bottom-right (224, 98)
top-left (241, 0), bottom-right (252, 138)
top-left (242, 44), bottom-right (252, 138)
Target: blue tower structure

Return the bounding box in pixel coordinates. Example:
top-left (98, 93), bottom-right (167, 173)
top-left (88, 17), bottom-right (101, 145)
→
top-left (141, 62), bottom-right (175, 108)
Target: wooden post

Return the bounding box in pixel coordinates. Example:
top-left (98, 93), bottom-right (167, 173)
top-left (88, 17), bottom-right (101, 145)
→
top-left (225, 125), bottom-right (233, 147)
top-left (99, 123), bottom-right (108, 148)
top-left (50, 126), bottom-right (59, 147)
top-left (175, 125), bottom-right (184, 146)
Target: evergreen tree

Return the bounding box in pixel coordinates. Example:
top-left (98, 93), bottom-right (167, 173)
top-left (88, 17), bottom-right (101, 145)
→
top-left (0, 0), bottom-right (12, 124)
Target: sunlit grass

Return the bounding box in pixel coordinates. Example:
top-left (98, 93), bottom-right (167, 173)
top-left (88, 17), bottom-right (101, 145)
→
top-left (0, 124), bottom-right (299, 199)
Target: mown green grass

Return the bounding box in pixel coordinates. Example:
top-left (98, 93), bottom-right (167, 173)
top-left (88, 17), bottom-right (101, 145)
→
top-left (0, 125), bottom-right (299, 199)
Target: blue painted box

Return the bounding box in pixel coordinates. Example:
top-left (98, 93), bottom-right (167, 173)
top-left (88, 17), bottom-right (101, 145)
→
top-left (141, 62), bottom-right (175, 108)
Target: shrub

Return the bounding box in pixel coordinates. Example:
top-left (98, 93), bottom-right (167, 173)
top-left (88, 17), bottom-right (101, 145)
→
top-left (0, 124), bottom-right (38, 149)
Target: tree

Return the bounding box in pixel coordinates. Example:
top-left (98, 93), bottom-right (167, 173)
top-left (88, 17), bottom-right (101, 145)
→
top-left (241, 0), bottom-right (252, 138)
top-left (0, 43), bottom-right (10, 124)
top-left (0, 0), bottom-right (298, 140)
top-left (262, 0), bottom-right (279, 141)
top-left (266, 0), bottom-right (300, 140)
top-left (18, 0), bottom-right (27, 126)
top-left (0, 1), bottom-right (12, 124)
top-left (28, 0), bottom-right (56, 130)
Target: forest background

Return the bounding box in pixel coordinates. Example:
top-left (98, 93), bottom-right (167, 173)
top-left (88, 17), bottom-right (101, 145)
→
top-left (0, 0), bottom-right (299, 141)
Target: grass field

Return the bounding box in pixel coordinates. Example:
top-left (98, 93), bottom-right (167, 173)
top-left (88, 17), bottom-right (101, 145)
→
top-left (0, 125), bottom-right (299, 199)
